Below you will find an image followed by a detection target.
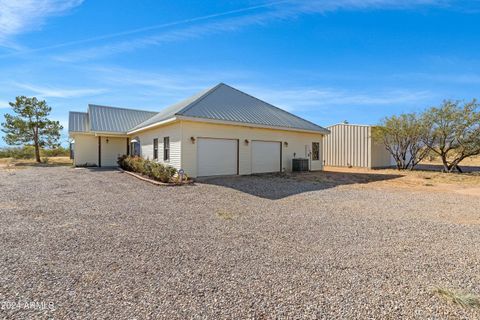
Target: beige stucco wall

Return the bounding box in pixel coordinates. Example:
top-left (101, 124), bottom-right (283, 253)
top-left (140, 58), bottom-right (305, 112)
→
top-left (179, 120), bottom-right (325, 177)
top-left (72, 134), bottom-right (98, 166)
top-left (100, 136), bottom-right (127, 167)
top-left (131, 122), bottom-right (182, 170)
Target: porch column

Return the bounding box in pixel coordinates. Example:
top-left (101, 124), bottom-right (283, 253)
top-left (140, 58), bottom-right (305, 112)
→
top-left (98, 136), bottom-right (102, 167)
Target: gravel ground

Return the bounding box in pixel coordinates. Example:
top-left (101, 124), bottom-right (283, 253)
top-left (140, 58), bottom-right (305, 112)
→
top-left (1, 167), bottom-right (480, 319)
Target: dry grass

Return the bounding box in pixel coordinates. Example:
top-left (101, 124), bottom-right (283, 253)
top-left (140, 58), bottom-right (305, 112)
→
top-left (0, 157), bottom-right (72, 169)
top-left (422, 155), bottom-right (480, 167)
top-left (216, 210), bottom-right (236, 220)
top-left (434, 288), bottom-right (480, 308)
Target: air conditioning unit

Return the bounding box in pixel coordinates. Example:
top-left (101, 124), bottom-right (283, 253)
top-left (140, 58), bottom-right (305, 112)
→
top-left (292, 158), bottom-right (309, 172)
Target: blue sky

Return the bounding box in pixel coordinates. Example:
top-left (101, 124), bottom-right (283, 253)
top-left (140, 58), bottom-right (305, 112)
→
top-left (1, 0), bottom-right (479, 146)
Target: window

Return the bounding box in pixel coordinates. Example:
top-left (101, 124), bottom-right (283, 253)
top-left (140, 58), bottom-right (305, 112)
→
top-left (312, 142), bottom-right (320, 161)
top-left (153, 138), bottom-right (158, 160)
top-left (130, 138), bottom-right (141, 156)
top-left (163, 137), bottom-right (170, 161)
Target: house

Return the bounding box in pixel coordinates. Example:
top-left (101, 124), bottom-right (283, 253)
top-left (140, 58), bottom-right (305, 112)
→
top-left (69, 83), bottom-right (330, 177)
top-left (322, 123), bottom-right (394, 168)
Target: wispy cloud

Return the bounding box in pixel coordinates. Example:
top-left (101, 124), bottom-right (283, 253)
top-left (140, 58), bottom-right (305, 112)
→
top-left (0, 100), bottom-right (10, 108)
top-left (13, 83), bottom-right (107, 98)
top-left (92, 65), bottom-right (252, 93)
top-left (52, 0), bottom-right (448, 62)
top-left (393, 72), bottom-right (480, 85)
top-left (79, 65), bottom-right (435, 111)
top-left (242, 85), bottom-right (434, 112)
top-left (0, 0), bottom-right (83, 47)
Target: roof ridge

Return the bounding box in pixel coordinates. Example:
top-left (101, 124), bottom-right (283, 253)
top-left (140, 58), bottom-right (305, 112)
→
top-left (88, 104), bottom-right (157, 114)
top-left (219, 83), bottom-right (325, 130)
top-left (175, 83), bottom-right (224, 116)
top-left (328, 123), bottom-right (371, 127)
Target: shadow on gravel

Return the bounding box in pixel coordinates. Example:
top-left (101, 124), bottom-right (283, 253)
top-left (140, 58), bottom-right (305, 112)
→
top-left (76, 167), bottom-right (120, 171)
top-left (197, 171), bottom-right (403, 200)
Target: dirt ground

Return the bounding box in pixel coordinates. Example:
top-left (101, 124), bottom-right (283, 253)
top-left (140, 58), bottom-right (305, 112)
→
top-left (306, 165), bottom-right (480, 198)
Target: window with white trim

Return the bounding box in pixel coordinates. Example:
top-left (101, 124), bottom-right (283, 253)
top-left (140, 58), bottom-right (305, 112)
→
top-left (153, 138), bottom-right (158, 160)
top-left (163, 137), bottom-right (170, 161)
top-left (312, 142), bottom-right (320, 160)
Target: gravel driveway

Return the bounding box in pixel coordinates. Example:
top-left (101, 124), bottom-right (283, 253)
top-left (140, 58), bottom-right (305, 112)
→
top-left (1, 167), bottom-right (479, 319)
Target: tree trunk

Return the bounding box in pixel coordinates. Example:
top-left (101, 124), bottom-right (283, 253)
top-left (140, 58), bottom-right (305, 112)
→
top-left (34, 143), bottom-right (41, 163)
top-left (440, 155), bottom-right (450, 172)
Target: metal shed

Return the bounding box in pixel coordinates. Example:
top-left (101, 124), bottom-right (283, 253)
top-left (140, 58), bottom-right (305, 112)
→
top-left (322, 123), bottom-right (394, 169)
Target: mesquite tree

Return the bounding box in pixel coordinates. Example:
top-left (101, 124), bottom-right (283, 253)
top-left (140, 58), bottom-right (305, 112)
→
top-left (1, 96), bottom-right (63, 163)
top-left (421, 100), bottom-right (480, 172)
top-left (375, 113), bottom-right (429, 170)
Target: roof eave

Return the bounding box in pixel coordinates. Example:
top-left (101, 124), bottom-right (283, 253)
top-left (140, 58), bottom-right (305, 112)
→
top-left (176, 115), bottom-right (330, 135)
top-left (91, 131), bottom-right (129, 137)
top-left (127, 117), bottom-right (178, 135)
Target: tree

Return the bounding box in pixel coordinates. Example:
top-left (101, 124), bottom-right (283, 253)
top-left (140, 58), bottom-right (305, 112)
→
top-left (1, 96), bottom-right (63, 163)
top-left (375, 113), bottom-right (429, 170)
top-left (421, 99), bottom-right (480, 173)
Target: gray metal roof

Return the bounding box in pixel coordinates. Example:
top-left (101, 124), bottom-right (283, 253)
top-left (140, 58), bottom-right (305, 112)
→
top-left (88, 104), bottom-right (157, 133)
top-left (130, 86), bottom-right (213, 131)
top-left (68, 111), bottom-right (89, 132)
top-left (132, 83), bottom-right (329, 133)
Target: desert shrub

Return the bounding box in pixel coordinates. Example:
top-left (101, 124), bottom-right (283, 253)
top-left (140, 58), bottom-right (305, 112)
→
top-left (131, 157), bottom-right (146, 174)
top-left (0, 146), bottom-right (35, 159)
top-left (0, 146), bottom-right (69, 159)
top-left (117, 155), bottom-right (130, 170)
top-left (42, 146), bottom-right (69, 157)
top-left (117, 155), bottom-right (178, 183)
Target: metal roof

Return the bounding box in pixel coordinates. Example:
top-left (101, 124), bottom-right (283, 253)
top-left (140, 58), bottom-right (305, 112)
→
top-left (88, 104), bottom-right (157, 133)
top-left (68, 112), bottom-right (89, 132)
top-left (130, 86), bottom-right (213, 131)
top-left (131, 83), bottom-right (329, 134)
top-left (328, 123), bottom-right (372, 128)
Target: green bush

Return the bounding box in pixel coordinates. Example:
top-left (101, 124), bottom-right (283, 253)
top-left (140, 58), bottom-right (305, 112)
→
top-left (117, 155), bottom-right (178, 183)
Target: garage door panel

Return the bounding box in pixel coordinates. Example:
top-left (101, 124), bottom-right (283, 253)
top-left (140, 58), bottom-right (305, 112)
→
top-left (198, 138), bottom-right (237, 176)
top-left (252, 141), bottom-right (281, 174)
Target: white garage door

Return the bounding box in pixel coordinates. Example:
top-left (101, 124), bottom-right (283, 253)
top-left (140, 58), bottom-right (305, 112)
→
top-left (251, 141), bottom-right (281, 174)
top-left (198, 138), bottom-right (238, 177)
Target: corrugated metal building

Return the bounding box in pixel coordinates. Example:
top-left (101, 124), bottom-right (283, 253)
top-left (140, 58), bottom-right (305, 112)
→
top-left (322, 123), bottom-right (394, 169)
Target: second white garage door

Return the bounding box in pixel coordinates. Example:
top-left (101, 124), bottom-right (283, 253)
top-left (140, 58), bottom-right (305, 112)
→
top-left (251, 140), bottom-right (281, 174)
top-left (197, 138), bottom-right (238, 177)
